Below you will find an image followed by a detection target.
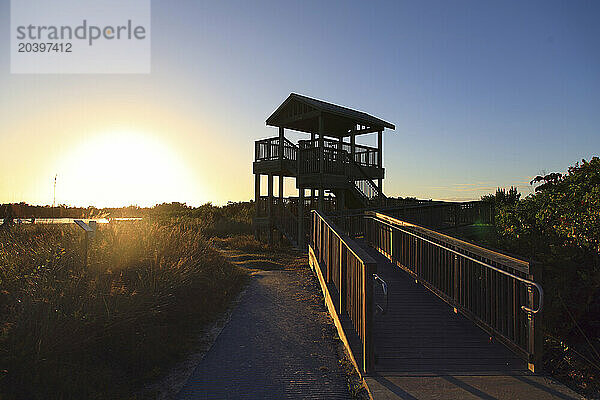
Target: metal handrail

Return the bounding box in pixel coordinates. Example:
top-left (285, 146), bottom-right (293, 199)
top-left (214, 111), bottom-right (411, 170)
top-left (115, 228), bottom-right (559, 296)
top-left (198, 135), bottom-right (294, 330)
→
top-left (373, 274), bottom-right (388, 315)
top-left (313, 210), bottom-right (375, 264)
top-left (366, 215), bottom-right (544, 314)
top-left (311, 210), bottom-right (377, 373)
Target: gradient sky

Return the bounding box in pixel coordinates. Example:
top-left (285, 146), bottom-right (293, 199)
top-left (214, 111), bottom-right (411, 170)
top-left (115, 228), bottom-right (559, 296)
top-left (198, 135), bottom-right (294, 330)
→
top-left (1, 0), bottom-right (599, 206)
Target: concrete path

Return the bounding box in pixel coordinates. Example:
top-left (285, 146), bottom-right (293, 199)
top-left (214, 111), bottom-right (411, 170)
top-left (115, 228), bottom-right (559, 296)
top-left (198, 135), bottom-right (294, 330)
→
top-left (177, 266), bottom-right (351, 399)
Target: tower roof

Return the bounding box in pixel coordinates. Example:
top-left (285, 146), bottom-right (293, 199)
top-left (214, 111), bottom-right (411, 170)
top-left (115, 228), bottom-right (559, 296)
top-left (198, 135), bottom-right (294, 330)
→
top-left (266, 93), bottom-right (395, 137)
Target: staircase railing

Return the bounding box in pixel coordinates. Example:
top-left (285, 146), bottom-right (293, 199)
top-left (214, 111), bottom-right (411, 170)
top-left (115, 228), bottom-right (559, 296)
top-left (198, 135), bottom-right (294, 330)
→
top-left (343, 153), bottom-right (387, 206)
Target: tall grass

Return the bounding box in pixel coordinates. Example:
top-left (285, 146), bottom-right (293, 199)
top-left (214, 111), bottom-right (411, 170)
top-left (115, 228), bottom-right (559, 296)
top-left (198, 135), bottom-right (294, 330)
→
top-left (0, 220), bottom-right (247, 399)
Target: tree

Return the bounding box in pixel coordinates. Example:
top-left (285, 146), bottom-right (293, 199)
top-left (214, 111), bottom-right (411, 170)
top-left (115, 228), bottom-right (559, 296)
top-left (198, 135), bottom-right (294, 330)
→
top-left (481, 186), bottom-right (521, 207)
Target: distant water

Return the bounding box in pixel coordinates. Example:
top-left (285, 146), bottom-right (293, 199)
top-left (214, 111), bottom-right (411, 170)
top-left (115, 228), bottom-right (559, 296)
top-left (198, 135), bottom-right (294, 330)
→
top-left (0, 217), bottom-right (141, 225)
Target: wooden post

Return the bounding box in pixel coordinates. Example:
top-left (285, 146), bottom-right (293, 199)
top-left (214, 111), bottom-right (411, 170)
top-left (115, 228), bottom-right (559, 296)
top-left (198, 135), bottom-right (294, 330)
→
top-left (319, 189), bottom-right (325, 213)
top-left (389, 225), bottom-right (393, 262)
top-left (350, 129), bottom-right (356, 163)
top-left (318, 115), bottom-right (325, 211)
top-left (255, 174), bottom-right (261, 213)
top-left (311, 132), bottom-right (316, 201)
top-left (454, 254), bottom-right (459, 304)
top-left (377, 130), bottom-right (383, 193)
top-left (279, 175), bottom-right (284, 218)
top-left (278, 128), bottom-right (284, 227)
top-left (350, 129), bottom-right (356, 186)
top-left (340, 240), bottom-right (347, 313)
top-left (268, 174), bottom-right (273, 244)
top-left (84, 232), bottom-right (89, 268)
top-left (338, 135), bottom-right (344, 171)
top-left (254, 173), bottom-right (260, 239)
top-left (337, 190), bottom-right (345, 211)
top-left (298, 188), bottom-right (305, 249)
top-left (279, 127), bottom-right (284, 161)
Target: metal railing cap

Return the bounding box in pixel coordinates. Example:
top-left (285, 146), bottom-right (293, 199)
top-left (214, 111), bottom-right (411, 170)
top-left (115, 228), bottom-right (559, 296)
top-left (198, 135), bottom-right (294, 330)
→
top-left (313, 210), bottom-right (377, 267)
top-left (367, 211), bottom-right (530, 274)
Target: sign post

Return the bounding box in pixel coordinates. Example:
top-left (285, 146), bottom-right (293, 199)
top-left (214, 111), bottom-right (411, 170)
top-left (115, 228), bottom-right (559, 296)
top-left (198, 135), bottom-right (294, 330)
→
top-left (74, 220), bottom-right (96, 267)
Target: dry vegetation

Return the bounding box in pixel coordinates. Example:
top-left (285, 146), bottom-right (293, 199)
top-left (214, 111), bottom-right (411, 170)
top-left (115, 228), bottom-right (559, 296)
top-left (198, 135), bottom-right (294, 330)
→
top-left (0, 220), bottom-right (247, 399)
top-left (0, 201), bottom-right (363, 399)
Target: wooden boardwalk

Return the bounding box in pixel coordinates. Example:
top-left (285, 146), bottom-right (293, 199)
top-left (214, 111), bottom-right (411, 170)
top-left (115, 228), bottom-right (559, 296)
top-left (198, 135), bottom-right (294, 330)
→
top-left (366, 243), bottom-right (525, 375)
top-left (362, 244), bottom-right (582, 400)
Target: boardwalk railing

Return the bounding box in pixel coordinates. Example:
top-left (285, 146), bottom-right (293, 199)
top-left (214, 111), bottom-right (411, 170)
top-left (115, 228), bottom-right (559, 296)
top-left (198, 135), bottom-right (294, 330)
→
top-left (382, 201), bottom-right (493, 230)
top-left (365, 211), bottom-right (544, 372)
top-left (309, 210), bottom-right (377, 374)
top-left (256, 196), bottom-right (337, 218)
top-left (329, 201), bottom-right (493, 238)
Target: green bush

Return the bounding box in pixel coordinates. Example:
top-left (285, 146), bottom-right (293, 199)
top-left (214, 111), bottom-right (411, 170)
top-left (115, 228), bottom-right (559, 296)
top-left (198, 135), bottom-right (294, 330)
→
top-left (486, 157), bottom-right (600, 339)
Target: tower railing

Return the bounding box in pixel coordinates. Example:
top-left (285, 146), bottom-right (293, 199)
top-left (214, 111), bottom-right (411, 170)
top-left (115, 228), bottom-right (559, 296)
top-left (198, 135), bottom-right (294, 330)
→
top-left (254, 137), bottom-right (298, 162)
top-left (298, 138), bottom-right (379, 168)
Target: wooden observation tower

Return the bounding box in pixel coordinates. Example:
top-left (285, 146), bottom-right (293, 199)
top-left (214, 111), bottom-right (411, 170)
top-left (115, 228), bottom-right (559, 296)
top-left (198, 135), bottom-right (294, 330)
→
top-left (253, 93), bottom-right (395, 247)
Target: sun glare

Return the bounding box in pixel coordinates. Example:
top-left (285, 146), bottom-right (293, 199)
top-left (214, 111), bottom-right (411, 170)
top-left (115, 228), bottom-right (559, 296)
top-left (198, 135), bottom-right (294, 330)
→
top-left (56, 131), bottom-right (199, 207)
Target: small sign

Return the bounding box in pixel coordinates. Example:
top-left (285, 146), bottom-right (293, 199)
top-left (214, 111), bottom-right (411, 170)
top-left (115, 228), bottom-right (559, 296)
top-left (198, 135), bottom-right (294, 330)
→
top-left (74, 220), bottom-right (93, 232)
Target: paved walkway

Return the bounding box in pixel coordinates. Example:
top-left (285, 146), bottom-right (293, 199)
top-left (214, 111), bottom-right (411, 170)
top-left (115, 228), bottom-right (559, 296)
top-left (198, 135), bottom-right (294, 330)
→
top-left (177, 266), bottom-right (351, 399)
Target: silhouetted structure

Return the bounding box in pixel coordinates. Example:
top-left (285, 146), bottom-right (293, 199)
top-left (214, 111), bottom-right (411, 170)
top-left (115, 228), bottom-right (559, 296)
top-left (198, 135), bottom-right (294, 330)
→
top-left (253, 93), bottom-right (395, 247)
top-left (252, 95), bottom-right (547, 388)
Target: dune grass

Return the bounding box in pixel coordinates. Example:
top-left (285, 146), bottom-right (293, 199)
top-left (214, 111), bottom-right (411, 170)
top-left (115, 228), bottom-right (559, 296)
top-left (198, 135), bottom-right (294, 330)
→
top-left (0, 220), bottom-right (247, 399)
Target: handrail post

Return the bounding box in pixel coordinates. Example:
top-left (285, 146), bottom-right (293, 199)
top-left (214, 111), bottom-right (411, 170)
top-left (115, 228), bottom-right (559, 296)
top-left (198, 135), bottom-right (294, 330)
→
top-left (527, 261), bottom-right (543, 373)
top-left (414, 237), bottom-right (418, 275)
top-left (453, 254), bottom-right (459, 303)
top-left (325, 228), bottom-right (329, 283)
top-left (363, 261), bottom-right (375, 373)
top-left (340, 240), bottom-right (346, 313)
top-left (389, 224), bottom-right (393, 262)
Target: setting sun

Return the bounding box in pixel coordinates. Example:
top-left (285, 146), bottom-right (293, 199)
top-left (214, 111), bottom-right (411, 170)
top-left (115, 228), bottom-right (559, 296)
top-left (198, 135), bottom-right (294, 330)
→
top-left (54, 131), bottom-right (199, 207)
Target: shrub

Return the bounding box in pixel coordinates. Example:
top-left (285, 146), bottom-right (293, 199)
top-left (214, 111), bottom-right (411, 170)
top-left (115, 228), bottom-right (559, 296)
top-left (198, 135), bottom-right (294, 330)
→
top-left (485, 157), bottom-right (600, 339)
top-left (0, 220), bottom-right (247, 399)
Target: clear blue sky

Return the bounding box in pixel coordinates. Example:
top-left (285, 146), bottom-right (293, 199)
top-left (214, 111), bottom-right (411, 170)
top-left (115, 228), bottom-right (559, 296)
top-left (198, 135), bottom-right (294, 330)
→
top-left (1, 0), bottom-right (599, 205)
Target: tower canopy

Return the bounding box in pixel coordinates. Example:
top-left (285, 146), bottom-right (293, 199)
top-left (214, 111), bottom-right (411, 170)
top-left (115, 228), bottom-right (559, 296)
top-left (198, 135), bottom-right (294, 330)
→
top-left (266, 93), bottom-right (395, 138)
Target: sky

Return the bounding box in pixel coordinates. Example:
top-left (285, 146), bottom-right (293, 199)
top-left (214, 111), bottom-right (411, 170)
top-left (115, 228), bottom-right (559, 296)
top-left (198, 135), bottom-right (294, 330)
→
top-left (0, 0), bottom-right (599, 206)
